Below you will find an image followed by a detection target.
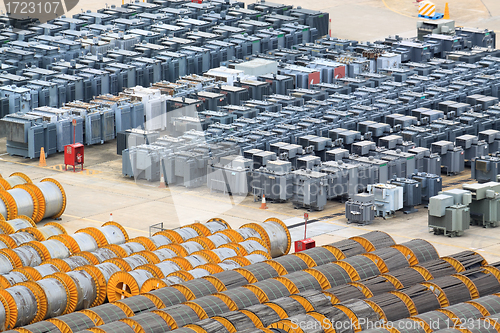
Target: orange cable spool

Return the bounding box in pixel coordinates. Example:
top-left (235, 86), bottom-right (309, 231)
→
top-left (13, 185), bottom-right (40, 222)
top-left (24, 184), bottom-right (45, 223)
top-left (159, 244), bottom-right (189, 257)
top-left (15, 266), bottom-right (42, 281)
top-left (362, 253), bottom-right (390, 274)
top-left (140, 278), bottom-right (168, 293)
top-left (0, 234), bottom-right (16, 249)
top-left (9, 172), bottom-right (32, 184)
top-left (191, 237), bottom-right (215, 250)
top-left (273, 276), bottom-right (300, 294)
top-left (206, 217), bottom-right (231, 230)
top-left (184, 302), bottom-right (208, 320)
top-left (103, 244), bottom-right (129, 258)
top-left (215, 230), bottom-right (244, 243)
top-left (103, 258), bottom-right (132, 271)
top-left (153, 230), bottom-right (182, 244)
top-left (219, 243), bottom-right (248, 256)
top-left (0, 178), bottom-right (9, 190)
top-left (134, 251), bottom-right (160, 264)
top-left (141, 293), bottom-right (166, 309)
top-left (240, 223), bottom-right (270, 250)
top-left (0, 248), bottom-right (22, 269)
top-left (189, 223), bottom-right (211, 236)
top-left (264, 217), bottom-right (291, 255)
top-left (75, 265), bottom-right (106, 307)
top-left (268, 320), bottom-right (303, 333)
top-left (452, 274), bottom-right (479, 299)
top-left (136, 264), bottom-right (165, 278)
top-left (51, 235), bottom-right (80, 253)
top-left (19, 281), bottom-right (48, 324)
top-left (102, 221), bottom-right (129, 241)
top-left (76, 228), bottom-right (108, 247)
top-left (42, 258), bottom-right (71, 272)
top-left (320, 291), bottom-right (340, 305)
top-left (233, 268), bottom-right (258, 284)
top-left (45, 272), bottom-right (78, 315)
top-left (391, 244), bottom-right (419, 266)
top-left (21, 241), bottom-right (52, 262)
top-left (107, 271), bottom-right (142, 302)
top-left (40, 178), bottom-right (66, 219)
top-left (166, 257), bottom-right (193, 270)
top-left (192, 250), bottom-right (221, 263)
top-left (168, 270), bottom-right (195, 282)
top-left (71, 251), bottom-right (100, 265)
top-left (420, 282), bottom-right (449, 307)
top-left (128, 237), bottom-right (157, 251)
top-left (390, 290), bottom-right (417, 316)
top-left (441, 256), bottom-right (466, 273)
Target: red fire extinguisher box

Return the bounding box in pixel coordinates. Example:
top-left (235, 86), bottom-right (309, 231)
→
top-left (64, 143), bottom-right (84, 171)
top-left (295, 238), bottom-right (316, 252)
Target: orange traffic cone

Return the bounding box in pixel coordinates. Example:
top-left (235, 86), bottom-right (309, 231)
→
top-left (39, 147), bottom-right (46, 167)
top-left (444, 2), bottom-right (450, 19)
top-left (260, 195), bottom-right (268, 209)
top-left (109, 213), bottom-right (113, 222)
top-left (159, 175), bottom-right (166, 188)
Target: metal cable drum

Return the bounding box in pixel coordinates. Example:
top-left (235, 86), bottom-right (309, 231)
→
top-left (0, 173), bottom-right (32, 189)
top-left (47, 312), bottom-right (99, 333)
top-left (312, 263), bottom-right (352, 288)
top-left (423, 276), bottom-right (473, 307)
top-left (0, 282), bottom-right (47, 329)
top-left (349, 231), bottom-right (395, 252)
top-left (239, 304), bottom-right (281, 328)
top-left (215, 287), bottom-right (262, 310)
top-left (87, 320), bottom-right (136, 333)
top-left (80, 303), bottom-right (133, 326)
top-left (204, 219), bottom-right (230, 234)
top-left (5, 188), bottom-right (37, 222)
top-left (10, 245), bottom-right (45, 267)
top-left (237, 226), bottom-right (264, 242)
top-left (0, 216), bottom-right (35, 234)
top-left (297, 247), bottom-right (341, 266)
top-left (9, 232), bottom-right (37, 247)
top-left (175, 227), bottom-right (202, 242)
top-left (324, 284), bottom-right (369, 303)
top-left (269, 313), bottom-right (334, 333)
top-left (279, 270), bottom-right (330, 292)
top-left (176, 278), bottom-right (222, 300)
top-left (335, 299), bottom-right (381, 332)
top-left (213, 311), bottom-right (257, 332)
top-left (185, 295), bottom-right (233, 318)
top-left (382, 266), bottom-right (432, 289)
top-left (205, 271), bottom-right (249, 291)
top-left (91, 248), bottom-right (123, 264)
top-left (438, 302), bottom-right (488, 326)
top-left (36, 179), bottom-right (66, 220)
top-left (26, 239), bottom-right (72, 260)
top-left (107, 269), bottom-right (157, 302)
top-left (326, 239), bottom-right (366, 259)
top-left (413, 311), bottom-right (456, 332)
top-left (468, 295), bottom-right (500, 316)
top-left (272, 255), bottom-right (310, 273)
top-left (154, 304), bottom-right (202, 330)
top-left (266, 296), bottom-right (307, 318)
top-left (443, 251), bottom-right (487, 272)
top-left (116, 294), bottom-right (163, 315)
top-left (152, 248), bottom-right (179, 262)
top-left (212, 248), bottom-right (240, 262)
top-left (181, 241), bottom-right (206, 255)
top-left (289, 290), bottom-right (332, 313)
top-left (15, 320), bottom-right (63, 333)
top-left (262, 218), bottom-right (291, 257)
top-left (400, 284), bottom-right (441, 315)
top-left (460, 268), bottom-right (500, 297)
top-left (116, 254), bottom-right (151, 270)
top-left (57, 256), bottom-right (93, 271)
top-left (149, 234), bottom-right (174, 249)
top-left (244, 279), bottom-right (295, 303)
top-left (121, 311), bottom-right (171, 333)
top-left (394, 239), bottom-right (439, 265)
top-left (338, 255), bottom-right (381, 281)
top-left (363, 247), bottom-right (410, 272)
top-left (155, 261), bottom-right (183, 277)
top-left (355, 276), bottom-right (396, 297)
top-left (36, 275), bottom-right (74, 319)
top-left (239, 239), bottom-right (270, 255)
top-left (30, 264), bottom-right (60, 280)
top-left (417, 259), bottom-right (459, 279)
top-left (60, 233), bottom-right (99, 253)
top-left (66, 270), bottom-right (98, 312)
top-left (236, 262), bottom-right (281, 282)
top-left (93, 262), bottom-right (123, 284)
top-left (185, 318), bottom-right (231, 333)
top-left (22, 224), bottom-right (66, 242)
top-left (145, 287), bottom-right (187, 308)
top-left (119, 242), bottom-right (147, 256)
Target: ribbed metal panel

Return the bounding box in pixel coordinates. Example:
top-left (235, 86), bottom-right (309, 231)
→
top-left (401, 284), bottom-right (440, 314)
top-left (316, 306), bottom-right (354, 333)
top-left (211, 271), bottom-right (249, 289)
top-left (300, 247), bottom-right (338, 266)
top-left (371, 248), bottom-right (409, 271)
top-left (273, 256), bottom-right (309, 273)
top-left (294, 290), bottom-right (332, 311)
top-left (159, 304), bottom-right (200, 328)
top-left (343, 256), bottom-right (381, 280)
top-left (447, 251), bottom-right (484, 270)
top-left (127, 312), bottom-right (170, 333)
top-left (268, 297), bottom-right (306, 317)
top-left (392, 319), bottom-right (427, 333)
top-left (85, 303), bottom-right (128, 324)
top-left (461, 269), bottom-right (500, 297)
top-left (325, 284), bottom-right (365, 302)
top-left (282, 271), bottom-right (322, 292)
top-left (471, 295), bottom-right (500, 315)
top-left (251, 280), bottom-right (291, 301)
top-left (93, 321), bottom-right (136, 333)
top-left (117, 295), bottom-right (158, 314)
top-left (369, 293), bottom-right (410, 321)
top-left (446, 303), bottom-right (484, 320)
top-left (190, 318), bottom-right (230, 333)
top-left (432, 276), bottom-right (472, 305)
top-left (243, 263), bottom-right (280, 281)
top-left (414, 311), bottom-right (454, 331)
top-left (19, 321), bottom-right (61, 333)
top-left (189, 295), bottom-right (231, 317)
top-left (50, 312), bottom-right (96, 332)
top-left (219, 288), bottom-right (261, 309)
top-left (328, 239), bottom-right (366, 258)
top-left (148, 287), bottom-right (187, 307)
top-left (359, 276), bottom-right (396, 296)
top-left (362, 231), bottom-right (395, 249)
top-left (181, 279), bottom-right (219, 299)
top-left (340, 299), bottom-right (380, 331)
top-left (401, 239), bottom-right (439, 264)
top-left (313, 263), bottom-right (352, 287)
top-left (419, 259), bottom-right (457, 278)
top-left (242, 304), bottom-right (281, 327)
top-left (387, 267), bottom-right (427, 287)
top-left (216, 311), bottom-right (256, 331)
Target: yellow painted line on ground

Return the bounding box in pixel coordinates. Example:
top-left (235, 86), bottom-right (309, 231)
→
top-left (63, 214), bottom-right (149, 234)
top-left (381, 0), bottom-right (417, 19)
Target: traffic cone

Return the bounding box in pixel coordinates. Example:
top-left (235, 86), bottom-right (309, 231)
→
top-left (39, 147), bottom-right (46, 167)
top-left (444, 2), bottom-right (450, 19)
top-left (159, 175), bottom-right (166, 188)
top-left (109, 213), bottom-right (113, 222)
top-left (260, 195), bottom-right (268, 209)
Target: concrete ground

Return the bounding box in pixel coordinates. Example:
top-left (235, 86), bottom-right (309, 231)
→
top-left (1, 1), bottom-right (500, 263)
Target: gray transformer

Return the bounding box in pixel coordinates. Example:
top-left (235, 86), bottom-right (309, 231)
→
top-left (291, 169), bottom-right (328, 211)
top-left (408, 147), bottom-right (441, 175)
top-left (345, 193), bottom-right (375, 225)
top-left (428, 189), bottom-right (472, 237)
top-left (207, 155), bottom-right (253, 196)
top-left (471, 156), bottom-right (500, 183)
top-left (389, 178), bottom-right (422, 214)
top-left (463, 182), bottom-right (500, 228)
top-left (431, 141), bottom-right (465, 176)
top-left (455, 134), bottom-right (489, 166)
top-left (250, 160), bottom-right (294, 201)
top-left (410, 172), bottom-right (442, 205)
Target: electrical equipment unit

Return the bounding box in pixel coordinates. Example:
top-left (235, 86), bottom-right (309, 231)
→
top-left (428, 189), bottom-right (472, 237)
